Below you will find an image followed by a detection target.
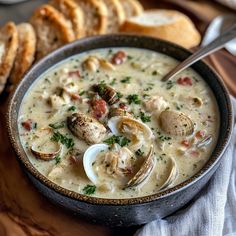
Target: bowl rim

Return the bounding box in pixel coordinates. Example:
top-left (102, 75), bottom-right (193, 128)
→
top-left (7, 34), bottom-right (234, 206)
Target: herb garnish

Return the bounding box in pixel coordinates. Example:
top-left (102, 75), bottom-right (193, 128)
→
top-left (104, 135), bottom-right (131, 147)
top-left (139, 111), bottom-right (151, 123)
top-left (110, 78), bottom-right (117, 86)
top-left (49, 121), bottom-right (66, 129)
top-left (83, 185), bottom-right (96, 195)
top-left (79, 90), bottom-right (86, 96)
top-left (166, 80), bottom-right (175, 90)
top-left (97, 80), bottom-right (106, 95)
top-left (152, 70), bottom-right (158, 75)
top-left (51, 131), bottom-right (74, 149)
top-left (135, 149), bottom-right (144, 156)
top-left (55, 155), bottom-right (61, 164)
top-left (121, 76), bottom-right (131, 83)
top-left (127, 55), bottom-right (133, 60)
top-left (126, 94), bottom-right (141, 105)
top-left (116, 92), bottom-right (123, 99)
top-left (68, 106), bottom-right (76, 112)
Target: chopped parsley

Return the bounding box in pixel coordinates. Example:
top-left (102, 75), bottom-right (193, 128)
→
top-left (139, 111), bottom-right (151, 123)
top-left (79, 90), bottom-right (86, 96)
top-left (176, 104), bottom-right (183, 110)
top-left (49, 121), bottom-right (66, 129)
top-left (51, 131), bottom-right (74, 149)
top-left (68, 106), bottom-right (76, 112)
top-left (55, 155), bottom-right (61, 164)
top-left (109, 78), bottom-right (117, 86)
top-left (166, 80), bottom-right (174, 90)
top-left (116, 92), bottom-right (123, 99)
top-left (158, 135), bottom-right (172, 142)
top-left (121, 76), bottom-right (131, 83)
top-left (127, 55), bottom-right (133, 60)
top-left (104, 135), bottom-right (131, 147)
top-left (152, 70), bottom-right (158, 75)
top-left (126, 94), bottom-right (141, 105)
top-left (135, 149), bottom-right (144, 156)
top-left (97, 80), bottom-right (106, 95)
top-left (83, 185), bottom-right (96, 195)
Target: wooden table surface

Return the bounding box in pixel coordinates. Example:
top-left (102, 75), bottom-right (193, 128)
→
top-left (0, 1), bottom-right (234, 236)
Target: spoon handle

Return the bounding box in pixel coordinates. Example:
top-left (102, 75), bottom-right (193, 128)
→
top-left (162, 24), bottom-right (236, 82)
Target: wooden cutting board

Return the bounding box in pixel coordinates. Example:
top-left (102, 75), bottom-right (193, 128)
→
top-left (0, 1), bottom-right (235, 236)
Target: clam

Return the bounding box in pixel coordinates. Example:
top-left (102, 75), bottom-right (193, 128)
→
top-left (192, 97), bottom-right (203, 107)
top-left (67, 112), bottom-right (107, 144)
top-left (124, 145), bottom-right (155, 188)
top-left (108, 116), bottom-right (154, 150)
top-left (108, 108), bottom-right (132, 119)
top-left (159, 110), bottom-right (194, 137)
top-left (93, 84), bottom-right (119, 105)
top-left (82, 56), bottom-right (100, 72)
top-left (158, 157), bottom-right (178, 191)
top-left (31, 141), bottom-right (62, 161)
top-left (196, 135), bottom-right (212, 148)
top-left (83, 144), bottom-right (109, 184)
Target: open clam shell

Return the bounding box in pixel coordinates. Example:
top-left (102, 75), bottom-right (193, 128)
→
top-left (158, 157), bottom-right (178, 191)
top-left (31, 142), bottom-right (62, 161)
top-left (159, 110), bottom-right (194, 137)
top-left (196, 135), bottom-right (212, 148)
top-left (124, 145), bottom-right (155, 189)
top-left (83, 144), bottom-right (109, 184)
top-left (108, 116), bottom-right (154, 150)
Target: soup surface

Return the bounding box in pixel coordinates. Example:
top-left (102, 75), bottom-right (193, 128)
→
top-left (19, 48), bottom-right (219, 199)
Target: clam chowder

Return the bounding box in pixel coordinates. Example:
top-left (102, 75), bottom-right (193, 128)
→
top-left (18, 48), bottom-right (219, 199)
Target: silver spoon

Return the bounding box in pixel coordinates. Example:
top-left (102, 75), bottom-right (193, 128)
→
top-left (162, 24), bottom-right (236, 82)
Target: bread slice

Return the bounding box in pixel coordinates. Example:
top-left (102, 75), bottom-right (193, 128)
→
top-left (30, 4), bottom-right (75, 60)
top-left (120, 10), bottom-right (201, 49)
top-left (0, 22), bottom-right (18, 93)
top-left (10, 23), bottom-right (36, 86)
top-left (119, 0), bottom-right (143, 18)
top-left (74, 0), bottom-right (108, 36)
top-left (49, 0), bottom-right (85, 39)
top-left (102, 0), bottom-right (125, 33)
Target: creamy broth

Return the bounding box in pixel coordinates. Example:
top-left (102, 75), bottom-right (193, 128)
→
top-left (19, 48), bottom-right (219, 199)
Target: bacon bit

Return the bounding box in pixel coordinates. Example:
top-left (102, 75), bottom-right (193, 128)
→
top-left (196, 130), bottom-right (206, 138)
top-left (111, 51), bottom-right (127, 65)
top-left (177, 77), bottom-right (193, 86)
top-left (181, 139), bottom-right (190, 148)
top-left (68, 70), bottom-right (80, 77)
top-left (190, 150), bottom-right (200, 157)
top-left (21, 119), bottom-right (34, 131)
top-left (119, 103), bottom-right (127, 110)
top-left (91, 99), bottom-right (107, 119)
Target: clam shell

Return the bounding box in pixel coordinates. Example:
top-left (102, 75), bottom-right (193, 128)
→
top-left (108, 116), bottom-right (153, 150)
top-left (83, 144), bottom-right (109, 184)
top-left (93, 84), bottom-right (119, 105)
top-left (196, 135), bottom-right (212, 148)
top-left (67, 112), bottom-right (107, 144)
top-left (108, 108), bottom-right (131, 119)
top-left (158, 157), bottom-right (178, 191)
top-left (159, 110), bottom-right (194, 136)
top-left (31, 142), bottom-right (62, 161)
top-left (124, 145), bottom-right (155, 188)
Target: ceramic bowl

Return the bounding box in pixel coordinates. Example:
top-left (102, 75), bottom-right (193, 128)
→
top-left (7, 35), bottom-right (233, 226)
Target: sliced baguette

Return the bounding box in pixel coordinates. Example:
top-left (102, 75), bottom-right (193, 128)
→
top-left (30, 4), bottom-right (75, 60)
top-left (102, 0), bottom-right (125, 33)
top-left (0, 22), bottom-right (18, 93)
top-left (74, 0), bottom-right (108, 36)
top-left (49, 0), bottom-right (85, 39)
top-left (120, 10), bottom-right (201, 49)
top-left (10, 23), bottom-right (36, 86)
top-left (119, 0), bottom-right (143, 18)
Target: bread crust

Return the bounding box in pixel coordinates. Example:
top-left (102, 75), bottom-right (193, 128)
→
top-left (50, 0), bottom-right (85, 39)
top-left (102, 0), bottom-right (125, 33)
top-left (120, 10), bottom-right (201, 49)
top-left (10, 23), bottom-right (36, 86)
top-left (0, 22), bottom-right (18, 93)
top-left (30, 4), bottom-right (75, 60)
top-left (119, 0), bottom-right (143, 18)
top-left (74, 0), bottom-right (108, 36)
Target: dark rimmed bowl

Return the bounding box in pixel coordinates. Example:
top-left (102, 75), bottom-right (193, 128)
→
top-left (7, 35), bottom-right (233, 226)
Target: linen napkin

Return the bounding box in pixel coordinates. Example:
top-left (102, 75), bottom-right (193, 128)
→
top-left (135, 98), bottom-right (236, 236)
